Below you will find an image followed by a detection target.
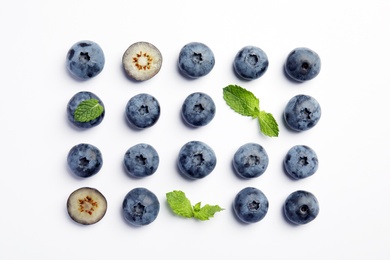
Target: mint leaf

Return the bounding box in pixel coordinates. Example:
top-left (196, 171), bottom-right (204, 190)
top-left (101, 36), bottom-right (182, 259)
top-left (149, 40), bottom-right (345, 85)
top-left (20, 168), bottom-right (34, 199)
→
top-left (223, 84), bottom-right (259, 117)
top-left (166, 190), bottom-right (223, 221)
top-left (193, 202), bottom-right (224, 221)
top-left (223, 84), bottom-right (279, 137)
top-left (74, 99), bottom-right (104, 123)
top-left (166, 190), bottom-right (194, 218)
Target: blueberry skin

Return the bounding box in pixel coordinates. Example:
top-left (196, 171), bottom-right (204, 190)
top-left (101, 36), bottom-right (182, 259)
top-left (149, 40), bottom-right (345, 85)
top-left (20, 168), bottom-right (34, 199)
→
top-left (177, 141), bottom-right (217, 179)
top-left (284, 145), bottom-right (318, 179)
top-left (233, 187), bottom-right (269, 223)
top-left (66, 40), bottom-right (105, 80)
top-left (125, 93), bottom-right (160, 129)
top-left (233, 46), bottom-right (269, 80)
top-left (285, 47), bottom-right (321, 82)
top-left (284, 190), bottom-right (319, 225)
top-left (284, 94), bottom-right (321, 131)
top-left (124, 143), bottom-right (159, 178)
top-left (122, 187), bottom-right (160, 226)
top-left (181, 92), bottom-right (216, 127)
top-left (178, 42), bottom-right (215, 78)
top-left (233, 143), bottom-right (269, 179)
top-left (67, 143), bottom-right (103, 178)
top-left (67, 91), bottom-right (105, 129)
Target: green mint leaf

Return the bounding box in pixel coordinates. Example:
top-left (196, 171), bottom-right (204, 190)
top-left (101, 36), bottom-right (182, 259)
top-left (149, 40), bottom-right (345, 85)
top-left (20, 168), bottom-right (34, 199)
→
top-left (166, 190), bottom-right (194, 218)
top-left (74, 99), bottom-right (104, 123)
top-left (223, 84), bottom-right (260, 117)
top-left (166, 190), bottom-right (223, 221)
top-left (223, 84), bottom-right (279, 137)
top-left (193, 202), bottom-right (224, 221)
top-left (258, 110), bottom-right (279, 137)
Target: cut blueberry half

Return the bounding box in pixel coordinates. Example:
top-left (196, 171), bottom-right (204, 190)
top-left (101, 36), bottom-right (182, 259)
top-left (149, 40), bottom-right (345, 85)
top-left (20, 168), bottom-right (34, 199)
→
top-left (66, 40), bottom-right (105, 80)
top-left (122, 41), bottom-right (163, 81)
top-left (122, 187), bottom-right (160, 226)
top-left (233, 143), bottom-right (269, 179)
top-left (284, 145), bottom-right (318, 179)
top-left (284, 94), bottom-right (321, 131)
top-left (233, 46), bottom-right (269, 80)
top-left (67, 187), bottom-right (107, 225)
top-left (67, 91), bottom-right (105, 129)
top-left (181, 92), bottom-right (216, 127)
top-left (285, 47), bottom-right (321, 82)
top-left (178, 42), bottom-right (215, 78)
top-left (67, 143), bottom-right (103, 178)
top-left (124, 143), bottom-right (159, 178)
top-left (177, 141), bottom-right (217, 179)
top-left (125, 93), bottom-right (161, 129)
top-left (284, 190), bottom-right (319, 225)
top-left (233, 187), bottom-right (269, 223)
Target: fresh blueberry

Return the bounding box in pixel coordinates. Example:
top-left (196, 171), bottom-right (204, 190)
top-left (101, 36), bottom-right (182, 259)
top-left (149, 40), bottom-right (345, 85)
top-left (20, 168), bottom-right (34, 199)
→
top-left (233, 46), bottom-right (269, 80)
top-left (67, 143), bottom-right (103, 178)
top-left (233, 143), bottom-right (269, 179)
top-left (66, 40), bottom-right (105, 80)
top-left (285, 47), bottom-right (321, 82)
top-left (177, 141), bottom-right (217, 179)
top-left (124, 143), bottom-right (159, 178)
top-left (284, 94), bottom-right (321, 131)
top-left (284, 190), bottom-right (319, 225)
top-left (284, 145), bottom-right (318, 179)
top-left (67, 91), bottom-right (105, 129)
top-left (178, 42), bottom-right (215, 78)
top-left (125, 93), bottom-right (160, 129)
top-left (181, 92), bottom-right (216, 127)
top-left (122, 187), bottom-right (160, 226)
top-left (233, 187), bottom-right (269, 223)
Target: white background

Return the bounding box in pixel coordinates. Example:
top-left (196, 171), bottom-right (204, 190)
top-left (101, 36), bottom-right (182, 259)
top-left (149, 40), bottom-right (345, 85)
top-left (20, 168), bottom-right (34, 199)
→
top-left (1, 0), bottom-right (389, 259)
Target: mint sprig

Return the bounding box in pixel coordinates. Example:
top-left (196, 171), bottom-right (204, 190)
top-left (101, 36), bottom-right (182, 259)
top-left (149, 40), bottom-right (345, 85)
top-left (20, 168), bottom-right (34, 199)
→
top-left (223, 85), bottom-right (279, 137)
top-left (166, 190), bottom-right (224, 221)
top-left (74, 99), bottom-right (104, 123)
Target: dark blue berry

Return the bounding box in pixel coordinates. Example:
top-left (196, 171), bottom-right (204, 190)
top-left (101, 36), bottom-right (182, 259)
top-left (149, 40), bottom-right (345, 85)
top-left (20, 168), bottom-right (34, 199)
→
top-left (233, 46), bottom-right (268, 80)
top-left (233, 143), bottom-right (269, 179)
top-left (125, 93), bottom-right (161, 129)
top-left (67, 91), bottom-right (105, 129)
top-left (285, 47), bottom-right (321, 82)
top-left (284, 94), bottom-right (321, 131)
top-left (177, 141), bottom-right (217, 179)
top-left (284, 145), bottom-right (318, 179)
top-left (233, 187), bottom-right (269, 223)
top-left (67, 143), bottom-right (103, 178)
top-left (124, 143), bottom-right (159, 178)
top-left (66, 40), bottom-right (105, 80)
top-left (284, 190), bottom-right (319, 225)
top-left (181, 92), bottom-right (216, 127)
top-left (122, 187), bottom-right (160, 226)
top-left (178, 42), bottom-right (215, 78)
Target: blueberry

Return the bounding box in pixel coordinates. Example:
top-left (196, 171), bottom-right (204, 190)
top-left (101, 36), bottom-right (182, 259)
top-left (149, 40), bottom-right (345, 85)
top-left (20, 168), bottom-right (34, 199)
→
top-left (67, 91), bottom-right (105, 129)
top-left (181, 92), bottom-right (216, 127)
top-left (233, 187), bottom-right (269, 223)
top-left (233, 46), bottom-right (269, 80)
top-left (233, 143), bottom-right (269, 179)
top-left (178, 42), bottom-right (215, 78)
top-left (122, 187), bottom-right (160, 226)
top-left (177, 141), bottom-right (217, 179)
top-left (124, 143), bottom-right (159, 178)
top-left (284, 190), bottom-right (319, 225)
top-left (284, 94), bottom-right (321, 131)
top-left (284, 145), bottom-right (318, 179)
top-left (66, 40), bottom-right (105, 80)
top-left (125, 93), bottom-right (160, 129)
top-left (285, 47), bottom-right (321, 82)
top-left (67, 143), bottom-right (103, 178)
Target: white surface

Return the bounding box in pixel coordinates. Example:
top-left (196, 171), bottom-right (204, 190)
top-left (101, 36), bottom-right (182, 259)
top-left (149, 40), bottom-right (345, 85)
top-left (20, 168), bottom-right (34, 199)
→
top-left (1, 0), bottom-right (389, 259)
